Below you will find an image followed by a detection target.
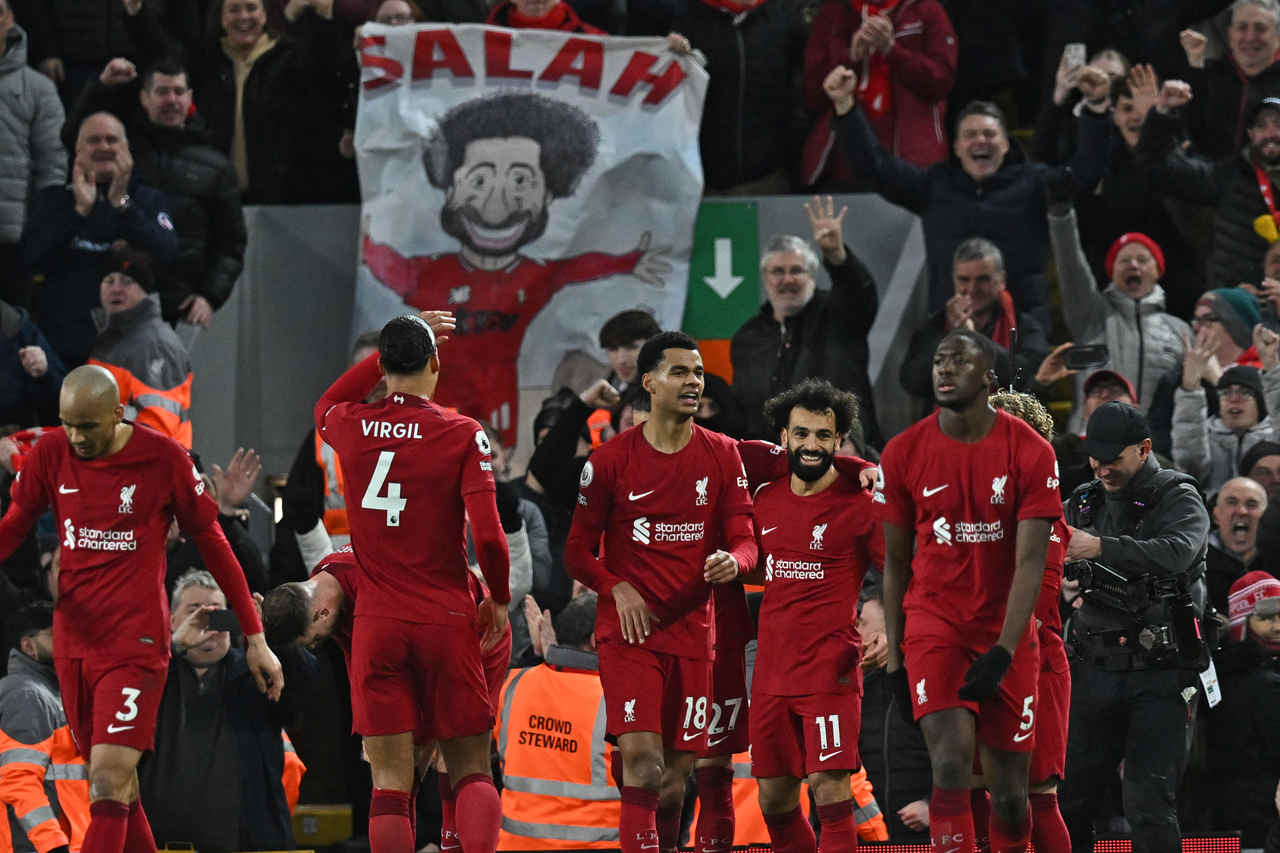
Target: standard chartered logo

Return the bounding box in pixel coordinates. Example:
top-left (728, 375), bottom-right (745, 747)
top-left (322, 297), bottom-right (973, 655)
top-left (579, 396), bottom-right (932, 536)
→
top-left (632, 516), bottom-right (650, 544)
top-left (933, 515), bottom-right (1003, 545)
top-left (63, 519), bottom-right (75, 550)
top-left (933, 516), bottom-right (952, 545)
top-left (768, 554), bottom-right (824, 580)
top-left (631, 517), bottom-right (705, 545)
top-left (62, 519), bottom-right (139, 552)
top-left (765, 553), bottom-right (774, 581)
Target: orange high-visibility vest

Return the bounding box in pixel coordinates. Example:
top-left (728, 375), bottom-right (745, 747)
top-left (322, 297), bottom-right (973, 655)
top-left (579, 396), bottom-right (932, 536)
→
top-left (850, 766), bottom-right (889, 841)
top-left (0, 726), bottom-right (89, 853)
top-left (494, 662), bottom-right (619, 850)
top-left (281, 732), bottom-right (306, 814)
top-left (313, 431), bottom-right (350, 537)
top-left (89, 360), bottom-right (193, 450)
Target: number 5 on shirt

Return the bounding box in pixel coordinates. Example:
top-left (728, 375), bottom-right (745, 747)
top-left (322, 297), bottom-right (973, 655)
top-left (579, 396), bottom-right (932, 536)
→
top-left (362, 450), bottom-right (407, 526)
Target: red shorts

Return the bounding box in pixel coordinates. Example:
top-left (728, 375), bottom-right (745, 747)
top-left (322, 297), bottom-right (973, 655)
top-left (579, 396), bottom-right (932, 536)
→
top-left (483, 623), bottom-right (513, 713)
top-left (1030, 629), bottom-right (1071, 783)
top-left (351, 615), bottom-right (491, 741)
top-left (902, 621), bottom-right (1039, 752)
top-left (749, 689), bottom-right (862, 778)
top-left (699, 645), bottom-right (749, 757)
top-left (56, 655), bottom-right (168, 756)
top-left (598, 642), bottom-right (710, 752)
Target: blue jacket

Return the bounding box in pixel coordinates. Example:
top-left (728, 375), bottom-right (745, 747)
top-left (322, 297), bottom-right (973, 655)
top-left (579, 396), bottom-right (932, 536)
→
top-left (0, 301), bottom-right (64, 426)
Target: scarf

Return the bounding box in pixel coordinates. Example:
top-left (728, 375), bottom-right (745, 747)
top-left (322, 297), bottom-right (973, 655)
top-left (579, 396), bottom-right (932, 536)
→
top-left (699, 0), bottom-right (767, 16)
top-left (986, 289), bottom-right (1018, 351)
top-left (506, 2), bottom-right (591, 30)
top-left (851, 0), bottom-right (901, 120)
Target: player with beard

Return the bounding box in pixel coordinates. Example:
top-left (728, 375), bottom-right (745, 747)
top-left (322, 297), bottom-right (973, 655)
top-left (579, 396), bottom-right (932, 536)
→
top-left (879, 330), bottom-right (1061, 853)
top-left (740, 379), bottom-right (880, 853)
top-left (362, 92), bottom-right (669, 444)
top-left (986, 391), bottom-right (1072, 853)
top-left (566, 331), bottom-right (757, 853)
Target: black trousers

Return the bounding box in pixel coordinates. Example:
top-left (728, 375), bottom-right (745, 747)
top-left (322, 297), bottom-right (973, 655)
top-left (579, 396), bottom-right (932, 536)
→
top-left (1058, 662), bottom-right (1197, 853)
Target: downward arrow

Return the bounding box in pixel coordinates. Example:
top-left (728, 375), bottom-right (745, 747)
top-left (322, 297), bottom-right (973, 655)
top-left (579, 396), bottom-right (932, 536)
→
top-left (703, 238), bottom-right (743, 298)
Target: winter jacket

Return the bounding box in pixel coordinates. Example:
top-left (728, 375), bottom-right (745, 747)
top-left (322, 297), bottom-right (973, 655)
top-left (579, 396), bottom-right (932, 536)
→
top-left (0, 27), bottom-right (65, 245)
top-left (0, 301), bottom-right (64, 428)
top-left (486, 0), bottom-right (606, 31)
top-left (1049, 206), bottom-right (1190, 431)
top-left (65, 79), bottom-right (245, 324)
top-left (1206, 640), bottom-right (1280, 849)
top-left (1205, 532), bottom-right (1264, 616)
top-left (1186, 56), bottom-right (1280, 162)
top-left (19, 179), bottom-right (177, 369)
top-left (730, 245), bottom-right (882, 445)
top-left (30, 0), bottom-right (169, 65)
top-left (801, 0), bottom-right (955, 187)
top-left (670, 0), bottom-right (811, 191)
top-left (859, 667), bottom-right (932, 842)
top-left (89, 294), bottom-right (193, 448)
top-left (1171, 366), bottom-right (1280, 498)
top-left (1140, 107), bottom-right (1278, 292)
top-left (835, 100), bottom-right (1111, 324)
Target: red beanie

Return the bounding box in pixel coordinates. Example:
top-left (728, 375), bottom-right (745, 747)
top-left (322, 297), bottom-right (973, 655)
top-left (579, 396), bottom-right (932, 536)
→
top-left (1227, 570), bottom-right (1280, 643)
top-left (1105, 233), bottom-right (1166, 280)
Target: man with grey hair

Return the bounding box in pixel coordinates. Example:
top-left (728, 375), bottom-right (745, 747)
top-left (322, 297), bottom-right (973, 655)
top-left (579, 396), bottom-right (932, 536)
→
top-left (730, 196), bottom-right (882, 446)
top-left (899, 236), bottom-right (1048, 407)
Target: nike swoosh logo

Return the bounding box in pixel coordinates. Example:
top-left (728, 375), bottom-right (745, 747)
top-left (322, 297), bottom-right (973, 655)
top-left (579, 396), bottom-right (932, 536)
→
top-left (640, 846), bottom-right (660, 850)
top-left (59, 485), bottom-right (79, 494)
top-left (922, 485), bottom-right (949, 497)
top-left (818, 749), bottom-right (842, 761)
top-left (106, 724), bottom-right (135, 733)
top-left (682, 732), bottom-right (702, 741)
top-left (706, 735), bottom-right (729, 747)
top-left (760, 526), bottom-right (777, 535)
top-left (629, 490), bottom-right (655, 501)
top-left (1012, 730), bottom-right (1033, 742)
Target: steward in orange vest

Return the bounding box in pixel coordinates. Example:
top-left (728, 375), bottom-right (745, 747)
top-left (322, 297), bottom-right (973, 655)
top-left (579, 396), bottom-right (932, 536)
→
top-left (0, 604), bottom-right (89, 853)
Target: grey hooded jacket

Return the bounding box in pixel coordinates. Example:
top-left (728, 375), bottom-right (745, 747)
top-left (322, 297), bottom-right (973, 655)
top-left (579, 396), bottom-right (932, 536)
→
top-left (0, 25), bottom-right (65, 242)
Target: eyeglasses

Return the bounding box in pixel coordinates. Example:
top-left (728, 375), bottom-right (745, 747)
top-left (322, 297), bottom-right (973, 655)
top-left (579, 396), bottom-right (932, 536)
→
top-left (765, 266), bottom-right (809, 278)
top-left (1191, 313), bottom-right (1221, 328)
top-left (1219, 385), bottom-right (1255, 401)
top-left (376, 13), bottom-right (414, 23)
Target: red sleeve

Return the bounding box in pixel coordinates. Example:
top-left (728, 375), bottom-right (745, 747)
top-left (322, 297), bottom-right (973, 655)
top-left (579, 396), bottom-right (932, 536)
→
top-left (549, 251), bottom-right (645, 286)
top-left (723, 509), bottom-right (757, 578)
top-left (1016, 433), bottom-right (1064, 522)
top-left (315, 351), bottom-right (383, 435)
top-left (802, 2), bottom-right (854, 114)
top-left (362, 234), bottom-right (417, 298)
top-left (885, 3), bottom-right (957, 102)
top-left (737, 439), bottom-right (788, 490)
top-left (192, 524), bottom-right (264, 635)
top-left (718, 441), bottom-right (757, 574)
top-left (565, 455), bottom-right (624, 595)
top-left (832, 454), bottom-right (874, 483)
top-left (461, 424), bottom-right (497, 497)
top-left (0, 501), bottom-right (41, 564)
top-left (464, 489), bottom-right (511, 605)
top-left (877, 438), bottom-right (913, 528)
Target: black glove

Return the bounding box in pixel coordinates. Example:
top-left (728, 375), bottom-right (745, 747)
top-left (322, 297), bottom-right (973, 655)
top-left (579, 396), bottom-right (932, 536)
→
top-left (1044, 167), bottom-right (1078, 209)
top-left (887, 667), bottom-right (914, 726)
top-left (495, 480), bottom-right (522, 533)
top-left (957, 645), bottom-right (1013, 701)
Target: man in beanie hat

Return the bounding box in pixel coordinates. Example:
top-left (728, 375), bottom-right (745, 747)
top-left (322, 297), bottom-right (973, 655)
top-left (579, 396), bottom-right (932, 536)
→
top-left (1193, 288), bottom-right (1264, 367)
top-left (1060, 400), bottom-right (1210, 853)
top-left (1046, 191), bottom-right (1189, 435)
top-left (1204, 570), bottom-right (1280, 850)
top-left (87, 246), bottom-right (193, 447)
top-left (1174, 358), bottom-right (1280, 496)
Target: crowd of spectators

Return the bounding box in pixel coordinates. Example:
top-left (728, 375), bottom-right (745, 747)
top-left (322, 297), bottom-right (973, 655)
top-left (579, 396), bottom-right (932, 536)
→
top-left (6, 0), bottom-right (1280, 850)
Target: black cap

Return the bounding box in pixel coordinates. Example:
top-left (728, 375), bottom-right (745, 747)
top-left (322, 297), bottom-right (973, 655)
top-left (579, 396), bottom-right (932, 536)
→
top-left (1083, 401), bottom-right (1150, 462)
top-left (1251, 97), bottom-right (1280, 127)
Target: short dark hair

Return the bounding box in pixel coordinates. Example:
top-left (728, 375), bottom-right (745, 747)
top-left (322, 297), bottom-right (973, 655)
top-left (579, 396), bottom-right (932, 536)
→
top-left (599, 310), bottom-right (660, 349)
top-left (11, 601), bottom-right (53, 644)
top-left (352, 330), bottom-right (381, 361)
top-left (937, 329), bottom-right (998, 373)
top-left (140, 56), bottom-right (189, 91)
top-left (378, 314), bottom-right (436, 375)
top-left (612, 383), bottom-right (651, 432)
top-left (954, 100), bottom-right (1009, 138)
top-left (423, 93), bottom-right (599, 198)
top-left (1110, 75), bottom-right (1134, 102)
top-left (553, 591), bottom-right (598, 647)
top-left (261, 583), bottom-right (311, 651)
top-left (762, 378), bottom-right (860, 437)
top-left (636, 331), bottom-right (698, 378)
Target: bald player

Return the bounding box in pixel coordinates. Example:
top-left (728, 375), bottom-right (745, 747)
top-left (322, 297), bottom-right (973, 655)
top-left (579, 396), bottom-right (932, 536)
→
top-left (0, 366), bottom-right (280, 853)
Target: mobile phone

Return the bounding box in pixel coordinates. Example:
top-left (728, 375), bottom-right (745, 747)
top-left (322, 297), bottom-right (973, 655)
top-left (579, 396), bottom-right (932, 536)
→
top-left (1064, 43), bottom-right (1087, 69)
top-left (206, 609), bottom-right (239, 632)
top-left (1063, 343), bottom-right (1109, 371)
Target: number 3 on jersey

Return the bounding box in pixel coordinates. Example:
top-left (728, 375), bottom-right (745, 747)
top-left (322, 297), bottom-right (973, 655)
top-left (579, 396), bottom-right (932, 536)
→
top-left (362, 450), bottom-right (407, 526)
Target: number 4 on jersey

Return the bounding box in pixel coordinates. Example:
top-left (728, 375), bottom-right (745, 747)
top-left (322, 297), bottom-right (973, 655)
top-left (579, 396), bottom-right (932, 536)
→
top-left (362, 450), bottom-right (407, 526)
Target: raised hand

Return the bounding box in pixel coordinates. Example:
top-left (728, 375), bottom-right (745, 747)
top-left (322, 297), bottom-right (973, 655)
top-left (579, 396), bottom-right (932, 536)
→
top-left (416, 309), bottom-right (456, 344)
top-left (1053, 52), bottom-right (1084, 106)
top-left (1127, 64), bottom-right (1159, 119)
top-left (1034, 341), bottom-right (1077, 385)
top-left (823, 66), bottom-right (858, 115)
top-left (1076, 65), bottom-right (1111, 105)
top-left (1180, 29), bottom-right (1207, 69)
top-left (211, 447), bottom-right (262, 512)
top-left (100, 57), bottom-right (137, 86)
top-left (71, 163), bottom-right (97, 216)
top-left (1255, 323), bottom-right (1280, 370)
top-left (1156, 80), bottom-right (1193, 115)
top-left (803, 194), bottom-right (848, 263)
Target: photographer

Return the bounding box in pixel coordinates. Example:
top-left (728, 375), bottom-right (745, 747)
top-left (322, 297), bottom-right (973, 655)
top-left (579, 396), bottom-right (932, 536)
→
top-left (1058, 401), bottom-right (1211, 853)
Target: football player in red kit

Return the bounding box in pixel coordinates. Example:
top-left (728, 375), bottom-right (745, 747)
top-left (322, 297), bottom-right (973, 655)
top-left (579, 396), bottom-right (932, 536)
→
top-left (879, 331), bottom-right (1061, 853)
top-left (566, 331), bottom-right (757, 853)
top-left (0, 365), bottom-right (281, 853)
top-left (987, 391), bottom-right (1072, 853)
top-left (743, 379), bottom-right (881, 853)
top-left (316, 312), bottom-right (510, 853)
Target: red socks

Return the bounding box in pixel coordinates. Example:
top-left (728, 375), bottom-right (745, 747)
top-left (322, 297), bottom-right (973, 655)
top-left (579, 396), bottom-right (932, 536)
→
top-left (817, 800), bottom-right (857, 853)
top-left (694, 766), bottom-right (734, 853)
top-left (930, 787), bottom-right (976, 853)
top-left (762, 805), bottom-right (817, 853)
top-left (455, 773), bottom-right (501, 853)
top-left (439, 772), bottom-right (459, 851)
top-left (370, 788), bottom-right (414, 853)
top-left (83, 801), bottom-right (129, 853)
top-left (124, 801), bottom-right (156, 853)
top-left (988, 802), bottom-right (1030, 853)
top-left (970, 788), bottom-right (990, 853)
top-left (657, 803), bottom-right (682, 853)
top-left (621, 786), bottom-right (660, 853)
top-left (1029, 792), bottom-right (1070, 853)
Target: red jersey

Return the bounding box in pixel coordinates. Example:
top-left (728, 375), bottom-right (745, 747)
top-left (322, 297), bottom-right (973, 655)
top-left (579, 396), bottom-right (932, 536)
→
top-left (1037, 518), bottom-right (1068, 635)
top-left (315, 546), bottom-right (361, 659)
top-left (879, 410), bottom-right (1063, 640)
top-left (317, 356), bottom-right (508, 625)
top-left (568, 425), bottom-right (754, 659)
top-left (362, 237), bottom-right (642, 445)
top-left (752, 473), bottom-right (879, 695)
top-left (1, 425), bottom-right (261, 658)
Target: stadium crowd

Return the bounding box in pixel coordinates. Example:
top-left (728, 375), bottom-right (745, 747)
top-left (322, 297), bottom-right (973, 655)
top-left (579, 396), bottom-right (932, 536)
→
top-left (4, 0), bottom-right (1280, 852)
